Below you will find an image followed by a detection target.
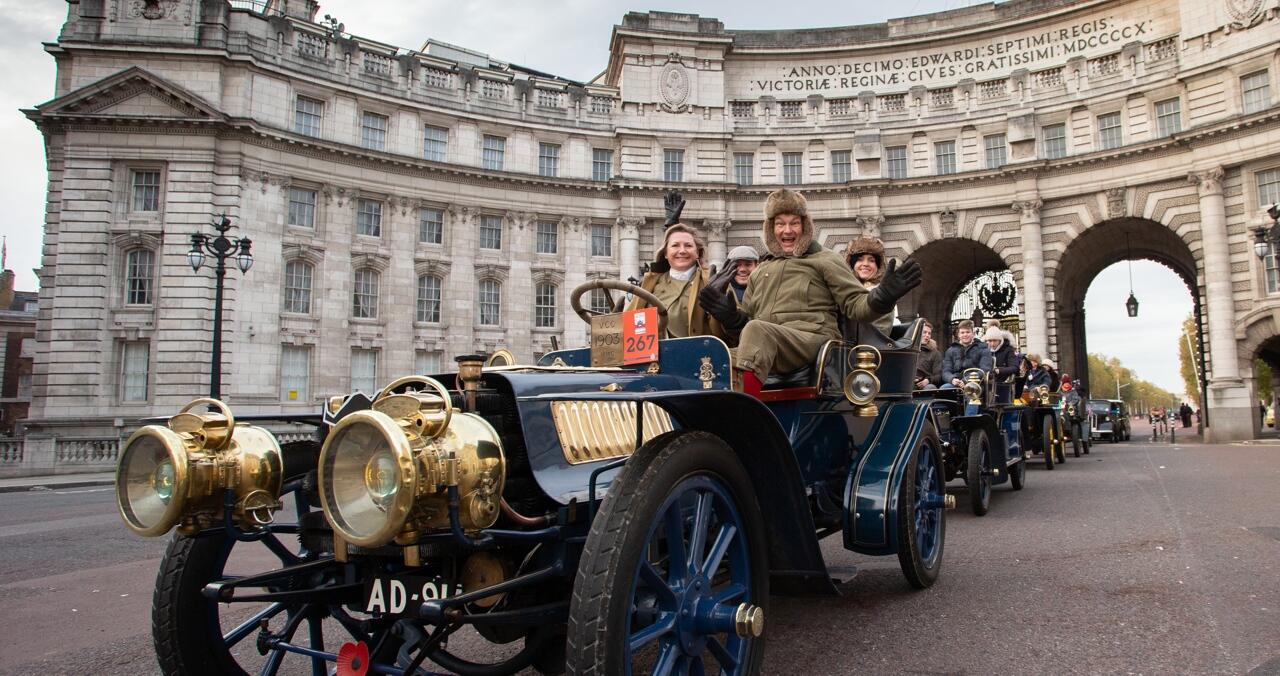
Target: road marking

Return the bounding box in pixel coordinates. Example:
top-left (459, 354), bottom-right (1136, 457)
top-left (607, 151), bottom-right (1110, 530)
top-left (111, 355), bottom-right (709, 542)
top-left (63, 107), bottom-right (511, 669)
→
top-left (0, 513), bottom-right (118, 538)
top-left (48, 487), bottom-right (112, 495)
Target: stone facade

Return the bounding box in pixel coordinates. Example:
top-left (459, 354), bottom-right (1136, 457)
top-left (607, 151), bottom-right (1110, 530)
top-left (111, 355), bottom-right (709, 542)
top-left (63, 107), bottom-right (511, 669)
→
top-left (20, 0), bottom-right (1280, 445)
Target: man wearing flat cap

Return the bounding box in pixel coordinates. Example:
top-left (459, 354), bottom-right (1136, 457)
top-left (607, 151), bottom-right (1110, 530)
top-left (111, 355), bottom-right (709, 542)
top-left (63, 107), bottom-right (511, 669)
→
top-left (723, 245), bottom-right (760, 302)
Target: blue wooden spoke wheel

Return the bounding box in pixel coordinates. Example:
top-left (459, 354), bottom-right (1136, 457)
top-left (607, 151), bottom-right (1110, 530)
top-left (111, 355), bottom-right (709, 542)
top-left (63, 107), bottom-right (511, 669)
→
top-left (896, 428), bottom-right (946, 589)
top-left (568, 431), bottom-right (768, 675)
top-left (965, 429), bottom-right (992, 516)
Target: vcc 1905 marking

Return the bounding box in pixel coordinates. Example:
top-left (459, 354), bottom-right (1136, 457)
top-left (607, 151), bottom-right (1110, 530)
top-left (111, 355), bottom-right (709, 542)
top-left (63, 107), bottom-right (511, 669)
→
top-left (364, 575), bottom-right (460, 617)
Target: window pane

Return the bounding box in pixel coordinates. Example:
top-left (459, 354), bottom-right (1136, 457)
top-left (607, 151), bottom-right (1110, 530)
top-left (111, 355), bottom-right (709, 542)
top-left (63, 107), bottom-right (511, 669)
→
top-left (1098, 113), bottom-right (1123, 150)
top-left (294, 96), bottom-right (323, 137)
top-left (734, 152), bottom-right (754, 185)
top-left (1155, 99), bottom-right (1181, 137)
top-left (663, 149), bottom-right (684, 182)
top-left (415, 350), bottom-right (442, 375)
top-left (1043, 124), bottom-right (1067, 159)
top-left (536, 221), bottom-right (558, 254)
top-left (283, 260), bottom-right (313, 313)
top-left (353, 269), bottom-right (379, 318)
top-left (416, 275), bottom-right (441, 323)
top-left (424, 125), bottom-right (448, 162)
top-left (287, 188), bottom-right (316, 227)
top-left (131, 170), bottom-right (161, 212)
top-left (535, 282), bottom-right (557, 328)
top-left (1258, 168), bottom-right (1280, 208)
top-left (831, 150), bottom-right (851, 182)
top-left (419, 208), bottom-right (443, 244)
top-left (350, 348), bottom-right (377, 394)
top-left (478, 280), bottom-right (501, 325)
top-left (122, 341), bottom-right (149, 401)
top-left (984, 134), bottom-right (1007, 169)
top-left (356, 199), bottom-right (382, 237)
top-left (782, 152), bottom-right (803, 185)
top-left (125, 249), bottom-right (154, 305)
top-left (884, 146), bottom-right (907, 179)
top-left (592, 148), bottom-right (613, 181)
top-left (591, 224), bottom-right (612, 257)
top-left (482, 135), bottom-right (506, 171)
top-left (1267, 253), bottom-right (1280, 294)
top-left (280, 345), bottom-right (310, 402)
top-left (479, 215), bottom-right (503, 250)
top-left (589, 287), bottom-right (613, 315)
top-left (1242, 71), bottom-right (1271, 114)
top-left (361, 112), bottom-right (387, 150)
top-left (934, 141), bottom-right (956, 175)
top-left (538, 143), bottom-right (560, 177)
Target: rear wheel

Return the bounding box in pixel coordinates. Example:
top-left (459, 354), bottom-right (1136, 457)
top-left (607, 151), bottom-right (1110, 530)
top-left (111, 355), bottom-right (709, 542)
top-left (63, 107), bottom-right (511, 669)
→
top-left (965, 430), bottom-right (992, 516)
top-left (1008, 457), bottom-right (1026, 490)
top-left (896, 425), bottom-right (946, 589)
top-left (1071, 421), bottom-right (1083, 457)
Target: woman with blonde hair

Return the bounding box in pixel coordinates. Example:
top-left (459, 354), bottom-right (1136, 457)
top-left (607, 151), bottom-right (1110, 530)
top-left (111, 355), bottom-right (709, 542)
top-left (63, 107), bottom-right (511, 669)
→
top-left (629, 223), bottom-right (723, 339)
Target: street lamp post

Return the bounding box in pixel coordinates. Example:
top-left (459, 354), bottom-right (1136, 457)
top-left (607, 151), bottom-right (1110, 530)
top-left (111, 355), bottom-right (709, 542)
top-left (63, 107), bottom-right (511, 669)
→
top-left (187, 215), bottom-right (253, 399)
top-left (1250, 203), bottom-right (1280, 259)
top-left (1117, 380), bottom-right (1132, 402)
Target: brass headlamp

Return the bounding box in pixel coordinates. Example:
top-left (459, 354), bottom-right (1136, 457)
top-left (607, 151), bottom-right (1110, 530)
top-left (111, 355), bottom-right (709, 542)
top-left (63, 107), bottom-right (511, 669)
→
top-left (318, 376), bottom-right (505, 548)
top-left (843, 345), bottom-right (882, 416)
top-left (961, 368), bottom-right (985, 407)
top-left (115, 398), bottom-right (282, 537)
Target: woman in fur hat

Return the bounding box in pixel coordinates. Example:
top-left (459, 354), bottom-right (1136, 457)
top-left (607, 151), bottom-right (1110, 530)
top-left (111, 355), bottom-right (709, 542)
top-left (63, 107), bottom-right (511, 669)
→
top-left (845, 235), bottom-right (893, 331)
top-left (628, 223), bottom-right (723, 339)
top-left (699, 188), bottom-right (921, 391)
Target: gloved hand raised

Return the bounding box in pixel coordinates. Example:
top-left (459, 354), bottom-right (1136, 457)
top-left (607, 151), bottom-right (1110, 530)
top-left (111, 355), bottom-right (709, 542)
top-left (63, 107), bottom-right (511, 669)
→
top-left (868, 258), bottom-right (922, 315)
top-left (698, 281), bottom-right (748, 331)
top-left (705, 260), bottom-right (738, 296)
top-left (663, 191), bottom-right (686, 226)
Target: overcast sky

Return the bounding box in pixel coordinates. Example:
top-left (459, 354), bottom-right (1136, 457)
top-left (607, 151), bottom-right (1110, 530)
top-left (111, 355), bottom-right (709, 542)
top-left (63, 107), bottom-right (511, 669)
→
top-left (0, 0), bottom-right (1195, 396)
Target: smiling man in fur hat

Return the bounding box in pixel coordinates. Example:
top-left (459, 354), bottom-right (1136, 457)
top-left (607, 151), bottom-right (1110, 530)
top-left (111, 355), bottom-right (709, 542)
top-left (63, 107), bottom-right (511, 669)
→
top-left (699, 188), bottom-right (922, 392)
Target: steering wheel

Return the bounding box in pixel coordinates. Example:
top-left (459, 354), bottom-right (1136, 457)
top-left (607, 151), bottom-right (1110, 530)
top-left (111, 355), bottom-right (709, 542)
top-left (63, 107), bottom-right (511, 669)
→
top-left (569, 278), bottom-right (669, 337)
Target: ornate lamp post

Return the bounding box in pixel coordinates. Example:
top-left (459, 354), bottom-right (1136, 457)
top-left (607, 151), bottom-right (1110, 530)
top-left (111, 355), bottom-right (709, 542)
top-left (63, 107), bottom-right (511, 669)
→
top-left (1251, 203), bottom-right (1280, 259)
top-left (187, 215), bottom-right (253, 399)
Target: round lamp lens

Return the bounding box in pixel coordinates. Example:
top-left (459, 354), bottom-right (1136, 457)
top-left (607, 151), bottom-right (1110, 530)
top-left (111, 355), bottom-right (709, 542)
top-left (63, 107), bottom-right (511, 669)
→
top-left (363, 451), bottom-right (399, 511)
top-left (322, 416), bottom-right (409, 545)
top-left (851, 373), bottom-right (876, 399)
top-left (118, 432), bottom-right (182, 533)
top-left (152, 458), bottom-right (175, 502)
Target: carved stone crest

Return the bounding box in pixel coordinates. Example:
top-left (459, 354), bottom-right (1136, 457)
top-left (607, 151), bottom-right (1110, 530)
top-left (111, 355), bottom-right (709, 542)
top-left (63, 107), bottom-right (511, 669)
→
top-left (1225, 0), bottom-right (1265, 29)
top-left (128, 0), bottom-right (182, 20)
top-left (659, 58), bottom-right (691, 112)
top-left (1105, 188), bottom-right (1127, 219)
top-left (938, 211), bottom-right (957, 239)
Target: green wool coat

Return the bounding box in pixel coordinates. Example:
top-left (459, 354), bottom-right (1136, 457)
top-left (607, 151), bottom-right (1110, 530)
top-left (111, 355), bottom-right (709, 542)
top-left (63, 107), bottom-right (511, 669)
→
top-left (740, 241), bottom-right (891, 337)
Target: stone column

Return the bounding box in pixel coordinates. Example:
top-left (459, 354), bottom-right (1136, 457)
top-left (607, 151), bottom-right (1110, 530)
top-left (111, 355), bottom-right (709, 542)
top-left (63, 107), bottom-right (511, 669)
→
top-left (560, 216), bottom-right (588, 349)
top-left (1012, 199), bottom-right (1047, 356)
top-left (705, 219), bottom-right (729, 270)
top-left (618, 217), bottom-right (643, 283)
top-left (1190, 168), bottom-right (1251, 441)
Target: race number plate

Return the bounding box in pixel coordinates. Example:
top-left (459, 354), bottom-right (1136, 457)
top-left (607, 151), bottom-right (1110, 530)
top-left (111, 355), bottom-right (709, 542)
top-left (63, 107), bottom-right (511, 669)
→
top-left (622, 307), bottom-right (659, 365)
top-left (363, 575), bottom-right (459, 618)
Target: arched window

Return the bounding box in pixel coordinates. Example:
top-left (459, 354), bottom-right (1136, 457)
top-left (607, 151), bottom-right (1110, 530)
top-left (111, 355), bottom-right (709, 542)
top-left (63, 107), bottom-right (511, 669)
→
top-left (125, 249), bottom-right (155, 305)
top-left (283, 260), bottom-right (313, 314)
top-left (417, 274), bottom-right (442, 323)
top-left (534, 282), bottom-right (557, 328)
top-left (478, 279), bottom-right (501, 326)
top-left (352, 268), bottom-right (380, 319)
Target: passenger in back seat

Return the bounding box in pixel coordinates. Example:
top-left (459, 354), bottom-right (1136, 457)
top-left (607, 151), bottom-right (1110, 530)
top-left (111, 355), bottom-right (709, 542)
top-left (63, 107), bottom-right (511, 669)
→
top-left (698, 188), bottom-right (921, 392)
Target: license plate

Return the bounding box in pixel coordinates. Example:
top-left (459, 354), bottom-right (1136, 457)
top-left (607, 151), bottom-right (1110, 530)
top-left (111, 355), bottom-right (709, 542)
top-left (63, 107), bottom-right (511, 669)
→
top-left (363, 575), bottom-right (460, 618)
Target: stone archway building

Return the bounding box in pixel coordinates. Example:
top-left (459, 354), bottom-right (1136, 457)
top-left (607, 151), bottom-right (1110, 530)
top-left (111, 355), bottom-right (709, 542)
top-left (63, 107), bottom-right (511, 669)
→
top-left (21, 0), bottom-right (1280, 449)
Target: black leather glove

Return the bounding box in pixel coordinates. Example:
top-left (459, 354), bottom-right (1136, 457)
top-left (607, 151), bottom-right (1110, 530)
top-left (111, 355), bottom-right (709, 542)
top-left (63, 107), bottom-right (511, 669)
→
top-left (698, 283), bottom-right (748, 331)
top-left (706, 260), bottom-right (737, 295)
top-left (868, 258), bottom-right (922, 315)
top-left (663, 191), bottom-right (686, 226)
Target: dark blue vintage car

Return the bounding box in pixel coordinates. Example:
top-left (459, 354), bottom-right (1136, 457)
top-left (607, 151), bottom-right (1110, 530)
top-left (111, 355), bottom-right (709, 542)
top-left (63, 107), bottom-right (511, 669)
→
top-left (113, 281), bottom-right (951, 675)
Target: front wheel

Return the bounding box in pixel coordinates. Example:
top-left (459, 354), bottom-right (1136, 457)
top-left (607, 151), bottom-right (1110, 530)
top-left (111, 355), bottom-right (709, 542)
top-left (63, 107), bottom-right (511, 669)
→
top-left (896, 426), bottom-right (946, 589)
top-left (567, 431), bottom-right (768, 675)
top-left (1071, 421), bottom-right (1083, 457)
top-left (1008, 457), bottom-right (1026, 490)
top-left (965, 429), bottom-right (992, 516)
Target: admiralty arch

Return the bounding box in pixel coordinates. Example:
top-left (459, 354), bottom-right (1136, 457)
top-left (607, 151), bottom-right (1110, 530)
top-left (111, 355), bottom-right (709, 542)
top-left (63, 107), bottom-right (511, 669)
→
top-left (18, 0), bottom-right (1280, 454)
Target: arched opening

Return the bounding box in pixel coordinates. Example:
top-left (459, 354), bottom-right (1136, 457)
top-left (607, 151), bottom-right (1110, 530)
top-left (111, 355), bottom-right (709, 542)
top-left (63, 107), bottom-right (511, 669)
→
top-left (1239, 315), bottom-right (1280, 436)
top-left (949, 269), bottom-right (1023, 344)
top-left (902, 238), bottom-right (1008, 346)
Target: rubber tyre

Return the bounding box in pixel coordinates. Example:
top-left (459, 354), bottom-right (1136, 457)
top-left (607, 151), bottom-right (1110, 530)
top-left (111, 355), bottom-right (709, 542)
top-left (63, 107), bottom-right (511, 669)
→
top-left (1071, 422), bottom-right (1083, 458)
top-left (1048, 414), bottom-right (1065, 464)
top-left (896, 424), bottom-right (946, 589)
top-left (1041, 419), bottom-right (1055, 471)
top-left (965, 429), bottom-right (992, 516)
top-left (153, 533), bottom-right (245, 676)
top-left (1008, 457), bottom-right (1026, 491)
top-left (566, 431), bottom-right (768, 676)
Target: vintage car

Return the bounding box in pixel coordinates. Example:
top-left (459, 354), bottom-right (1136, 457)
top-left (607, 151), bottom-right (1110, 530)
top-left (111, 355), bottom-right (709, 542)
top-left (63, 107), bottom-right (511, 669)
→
top-left (923, 368), bottom-right (1028, 516)
top-left (1088, 398), bottom-right (1130, 443)
top-left (1054, 392), bottom-right (1091, 457)
top-left (1022, 385), bottom-right (1067, 469)
top-left (113, 279), bottom-right (952, 675)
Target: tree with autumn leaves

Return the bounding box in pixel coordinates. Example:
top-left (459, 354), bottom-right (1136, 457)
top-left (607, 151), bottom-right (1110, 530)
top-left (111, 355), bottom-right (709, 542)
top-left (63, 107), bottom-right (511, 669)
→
top-left (1086, 353), bottom-right (1180, 414)
top-left (1179, 313), bottom-right (1272, 409)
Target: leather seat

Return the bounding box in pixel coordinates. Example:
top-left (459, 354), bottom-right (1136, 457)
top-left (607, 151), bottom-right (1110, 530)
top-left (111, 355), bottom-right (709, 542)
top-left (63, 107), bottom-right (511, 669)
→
top-left (762, 365), bottom-right (813, 390)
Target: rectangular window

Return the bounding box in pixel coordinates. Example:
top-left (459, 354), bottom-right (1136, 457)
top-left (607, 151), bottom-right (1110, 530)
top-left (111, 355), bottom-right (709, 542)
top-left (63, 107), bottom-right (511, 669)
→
top-left (350, 348), bottom-right (378, 394)
top-left (1258, 168), bottom-right (1280, 208)
top-left (934, 141), bottom-right (956, 175)
top-left (538, 143), bottom-right (560, 177)
top-left (831, 150), bottom-right (852, 182)
top-left (1242, 70), bottom-right (1271, 114)
top-left (415, 350), bottom-right (442, 375)
top-left (782, 152), bottom-right (803, 185)
top-left (663, 149), bottom-right (684, 182)
top-left (125, 249), bottom-right (154, 305)
top-left (536, 221), bottom-right (558, 254)
top-left (589, 288), bottom-right (613, 315)
top-left (734, 152), bottom-right (754, 185)
top-left (419, 207), bottom-right (443, 244)
top-left (534, 283), bottom-right (557, 328)
top-left (1155, 98), bottom-right (1182, 137)
top-left (280, 345), bottom-right (310, 402)
top-left (417, 275), bottom-right (442, 323)
top-left (287, 188), bottom-right (316, 227)
top-left (360, 112), bottom-right (387, 151)
top-left (591, 224), bottom-right (612, 257)
top-left (592, 148), bottom-right (613, 181)
top-left (984, 134), bottom-right (1007, 169)
top-left (131, 170), bottom-right (161, 212)
top-left (423, 125), bottom-right (448, 162)
top-left (356, 199), bottom-right (382, 237)
top-left (352, 269), bottom-right (379, 319)
top-left (283, 260), bottom-right (313, 314)
top-left (1042, 123), bottom-right (1067, 159)
top-left (121, 340), bottom-right (149, 402)
top-left (1098, 112), bottom-right (1123, 150)
top-left (482, 135), bottom-right (505, 171)
top-left (884, 146), bottom-right (908, 179)
top-left (478, 280), bottom-right (501, 326)
top-left (294, 96), bottom-right (323, 137)
top-left (479, 215), bottom-right (502, 250)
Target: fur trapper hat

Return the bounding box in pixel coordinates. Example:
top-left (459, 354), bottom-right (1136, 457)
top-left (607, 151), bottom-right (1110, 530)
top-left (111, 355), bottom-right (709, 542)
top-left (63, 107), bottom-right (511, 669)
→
top-left (762, 189), bottom-right (814, 258)
top-left (649, 223), bottom-right (705, 273)
top-left (844, 236), bottom-right (886, 284)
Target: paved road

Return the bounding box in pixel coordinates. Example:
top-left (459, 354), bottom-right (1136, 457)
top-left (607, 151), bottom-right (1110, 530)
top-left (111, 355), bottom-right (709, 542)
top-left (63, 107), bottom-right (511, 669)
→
top-left (2, 423), bottom-right (1277, 675)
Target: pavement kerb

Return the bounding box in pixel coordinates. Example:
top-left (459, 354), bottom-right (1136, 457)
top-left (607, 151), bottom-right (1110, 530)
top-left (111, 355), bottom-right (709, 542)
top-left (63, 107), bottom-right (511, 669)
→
top-left (0, 476), bottom-right (116, 494)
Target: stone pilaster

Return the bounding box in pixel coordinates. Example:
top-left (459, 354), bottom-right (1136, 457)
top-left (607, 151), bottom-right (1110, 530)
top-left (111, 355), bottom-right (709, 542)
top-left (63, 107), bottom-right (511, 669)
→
top-left (705, 219), bottom-right (729, 270)
top-left (618, 217), bottom-right (644, 283)
top-left (1013, 199), bottom-right (1047, 356)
